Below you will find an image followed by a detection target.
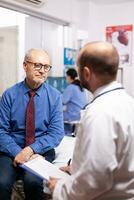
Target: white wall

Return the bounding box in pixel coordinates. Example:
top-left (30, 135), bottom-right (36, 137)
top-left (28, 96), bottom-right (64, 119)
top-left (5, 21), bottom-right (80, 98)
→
top-left (3, 0), bottom-right (90, 41)
top-left (0, 7), bottom-right (26, 94)
top-left (88, 1), bottom-right (134, 97)
top-left (32, 0), bottom-right (90, 31)
top-left (44, 0), bottom-right (90, 49)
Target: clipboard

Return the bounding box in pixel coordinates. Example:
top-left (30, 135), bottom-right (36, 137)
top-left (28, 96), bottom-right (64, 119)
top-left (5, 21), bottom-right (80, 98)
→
top-left (20, 156), bottom-right (69, 180)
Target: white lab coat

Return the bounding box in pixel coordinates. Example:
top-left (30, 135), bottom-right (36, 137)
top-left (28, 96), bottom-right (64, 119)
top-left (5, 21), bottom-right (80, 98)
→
top-left (53, 81), bottom-right (134, 200)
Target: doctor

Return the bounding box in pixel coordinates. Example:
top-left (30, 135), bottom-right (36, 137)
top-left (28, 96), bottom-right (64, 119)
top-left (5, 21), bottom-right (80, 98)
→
top-left (47, 41), bottom-right (134, 200)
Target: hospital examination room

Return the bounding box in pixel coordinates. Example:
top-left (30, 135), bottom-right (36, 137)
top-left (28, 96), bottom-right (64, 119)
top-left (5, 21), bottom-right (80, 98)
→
top-left (0, 0), bottom-right (134, 199)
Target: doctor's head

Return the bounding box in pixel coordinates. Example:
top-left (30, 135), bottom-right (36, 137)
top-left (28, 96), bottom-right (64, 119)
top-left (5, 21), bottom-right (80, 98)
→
top-left (77, 41), bottom-right (119, 93)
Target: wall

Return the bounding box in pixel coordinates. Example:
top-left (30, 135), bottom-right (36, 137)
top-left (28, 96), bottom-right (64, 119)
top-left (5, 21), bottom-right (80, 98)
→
top-left (88, 0), bottom-right (134, 97)
top-left (1, 0), bottom-right (90, 41)
top-left (0, 7), bottom-right (26, 94)
top-left (43, 0), bottom-right (90, 49)
top-left (0, 0), bottom-right (90, 80)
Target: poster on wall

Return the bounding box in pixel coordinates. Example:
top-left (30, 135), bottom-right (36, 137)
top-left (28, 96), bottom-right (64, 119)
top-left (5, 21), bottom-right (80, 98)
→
top-left (64, 48), bottom-right (77, 66)
top-left (106, 25), bottom-right (133, 67)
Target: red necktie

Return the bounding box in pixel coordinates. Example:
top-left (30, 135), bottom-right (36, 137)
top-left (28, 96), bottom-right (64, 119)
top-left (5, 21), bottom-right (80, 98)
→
top-left (25, 90), bottom-right (36, 146)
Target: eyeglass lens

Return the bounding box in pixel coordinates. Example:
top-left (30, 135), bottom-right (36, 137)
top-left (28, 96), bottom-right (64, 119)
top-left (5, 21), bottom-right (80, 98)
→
top-left (34, 63), bottom-right (51, 71)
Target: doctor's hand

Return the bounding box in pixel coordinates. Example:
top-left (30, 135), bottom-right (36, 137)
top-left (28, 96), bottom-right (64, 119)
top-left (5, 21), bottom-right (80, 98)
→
top-left (47, 177), bottom-right (59, 192)
top-left (60, 159), bottom-right (72, 175)
top-left (60, 165), bottom-right (72, 175)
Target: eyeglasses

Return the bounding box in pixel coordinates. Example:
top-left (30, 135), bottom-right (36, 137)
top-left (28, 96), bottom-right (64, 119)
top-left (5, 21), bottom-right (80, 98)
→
top-left (26, 61), bottom-right (52, 72)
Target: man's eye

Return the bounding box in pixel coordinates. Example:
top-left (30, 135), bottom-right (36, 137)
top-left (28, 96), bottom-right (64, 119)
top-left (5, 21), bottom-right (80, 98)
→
top-left (44, 65), bottom-right (49, 69)
top-left (35, 63), bottom-right (42, 68)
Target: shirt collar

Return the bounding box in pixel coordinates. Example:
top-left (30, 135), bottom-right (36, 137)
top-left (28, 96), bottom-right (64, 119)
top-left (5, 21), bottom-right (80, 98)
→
top-left (93, 81), bottom-right (123, 98)
top-left (22, 80), bottom-right (45, 96)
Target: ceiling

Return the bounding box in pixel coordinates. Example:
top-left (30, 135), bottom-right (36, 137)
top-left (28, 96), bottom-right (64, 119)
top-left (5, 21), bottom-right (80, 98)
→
top-left (93, 0), bottom-right (133, 3)
top-left (77, 0), bottom-right (133, 4)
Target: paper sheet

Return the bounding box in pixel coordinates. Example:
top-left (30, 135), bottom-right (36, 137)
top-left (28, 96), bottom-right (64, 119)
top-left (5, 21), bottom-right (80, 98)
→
top-left (20, 156), bottom-right (69, 180)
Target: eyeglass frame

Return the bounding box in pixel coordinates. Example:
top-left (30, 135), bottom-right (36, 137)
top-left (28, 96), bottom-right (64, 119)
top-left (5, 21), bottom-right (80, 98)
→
top-left (25, 60), bottom-right (52, 72)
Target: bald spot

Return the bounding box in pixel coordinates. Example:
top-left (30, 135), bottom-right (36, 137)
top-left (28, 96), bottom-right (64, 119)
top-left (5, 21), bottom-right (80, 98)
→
top-left (77, 41), bottom-right (119, 86)
top-left (79, 41), bottom-right (118, 64)
top-left (24, 48), bottom-right (50, 64)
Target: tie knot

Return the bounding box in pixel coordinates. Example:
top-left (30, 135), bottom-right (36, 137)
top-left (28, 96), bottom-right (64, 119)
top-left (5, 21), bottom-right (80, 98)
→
top-left (28, 90), bottom-right (36, 98)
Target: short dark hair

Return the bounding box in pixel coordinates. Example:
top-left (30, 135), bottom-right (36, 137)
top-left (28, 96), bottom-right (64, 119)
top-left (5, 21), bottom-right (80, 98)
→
top-left (66, 68), bottom-right (78, 80)
top-left (66, 68), bottom-right (84, 91)
top-left (77, 42), bottom-right (119, 79)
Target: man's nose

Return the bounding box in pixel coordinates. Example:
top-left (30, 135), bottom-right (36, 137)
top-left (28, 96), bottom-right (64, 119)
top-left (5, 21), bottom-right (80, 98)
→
top-left (39, 66), bottom-right (45, 73)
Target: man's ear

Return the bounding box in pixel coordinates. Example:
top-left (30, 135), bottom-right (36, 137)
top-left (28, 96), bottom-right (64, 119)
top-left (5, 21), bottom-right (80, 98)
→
top-left (83, 66), bottom-right (92, 81)
top-left (23, 62), bottom-right (27, 72)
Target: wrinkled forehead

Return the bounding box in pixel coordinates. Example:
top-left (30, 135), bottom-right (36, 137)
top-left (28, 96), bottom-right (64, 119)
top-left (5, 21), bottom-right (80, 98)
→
top-left (25, 49), bottom-right (50, 64)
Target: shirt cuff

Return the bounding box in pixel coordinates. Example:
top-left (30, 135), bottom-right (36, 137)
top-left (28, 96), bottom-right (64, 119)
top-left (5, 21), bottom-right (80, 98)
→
top-left (53, 176), bottom-right (71, 199)
top-left (30, 142), bottom-right (42, 154)
top-left (9, 146), bottom-right (22, 157)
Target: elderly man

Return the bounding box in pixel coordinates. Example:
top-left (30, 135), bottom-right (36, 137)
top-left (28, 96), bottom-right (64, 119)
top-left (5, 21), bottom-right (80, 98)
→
top-left (0, 48), bottom-right (64, 200)
top-left (48, 41), bottom-right (134, 200)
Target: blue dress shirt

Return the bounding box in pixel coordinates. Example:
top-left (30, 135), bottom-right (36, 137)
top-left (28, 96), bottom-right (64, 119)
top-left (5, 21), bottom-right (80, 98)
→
top-left (0, 81), bottom-right (64, 157)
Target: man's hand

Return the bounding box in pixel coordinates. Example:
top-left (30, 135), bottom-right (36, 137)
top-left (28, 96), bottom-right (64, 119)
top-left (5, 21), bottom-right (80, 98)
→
top-left (29, 154), bottom-right (43, 160)
top-left (47, 177), bottom-right (58, 192)
top-left (13, 146), bottom-right (34, 166)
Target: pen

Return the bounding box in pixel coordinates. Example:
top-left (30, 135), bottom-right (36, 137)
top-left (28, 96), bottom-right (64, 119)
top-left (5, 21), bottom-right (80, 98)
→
top-left (67, 158), bottom-right (71, 166)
